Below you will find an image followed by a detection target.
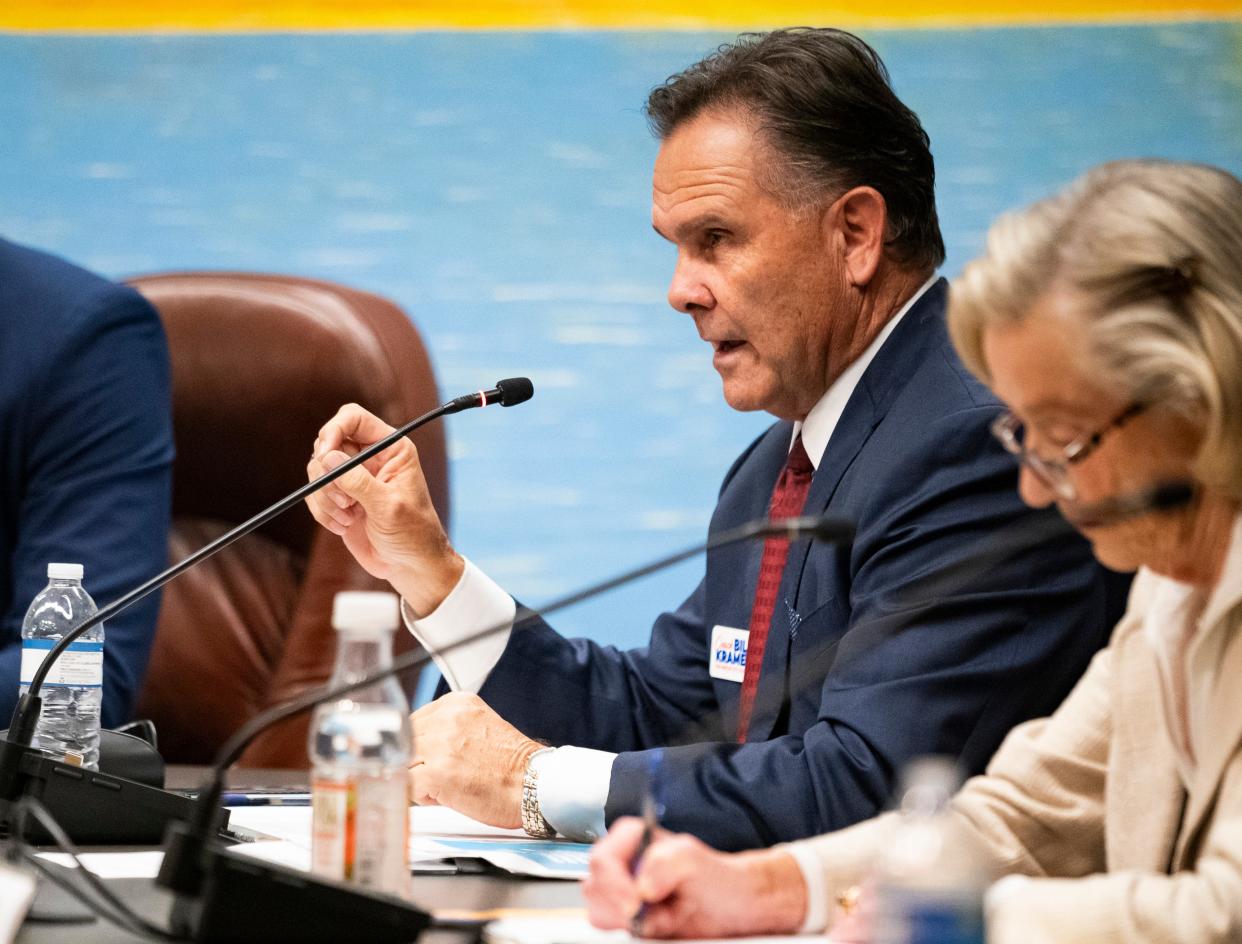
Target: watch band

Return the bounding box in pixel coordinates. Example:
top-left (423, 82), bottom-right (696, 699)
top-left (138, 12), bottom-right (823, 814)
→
top-left (521, 747), bottom-right (556, 838)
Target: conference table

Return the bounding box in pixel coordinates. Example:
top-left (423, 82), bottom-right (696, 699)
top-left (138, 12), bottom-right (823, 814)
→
top-left (17, 767), bottom-right (586, 944)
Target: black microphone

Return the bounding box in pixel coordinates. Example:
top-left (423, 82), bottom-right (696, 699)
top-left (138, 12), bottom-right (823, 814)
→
top-left (156, 513), bottom-right (854, 944)
top-left (446, 376), bottom-right (534, 412)
top-left (1061, 481), bottom-right (1195, 529)
top-left (0, 379), bottom-right (534, 846)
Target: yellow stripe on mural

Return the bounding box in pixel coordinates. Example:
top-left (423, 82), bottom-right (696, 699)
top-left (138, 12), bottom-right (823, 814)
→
top-left (2, 0), bottom-right (1240, 30)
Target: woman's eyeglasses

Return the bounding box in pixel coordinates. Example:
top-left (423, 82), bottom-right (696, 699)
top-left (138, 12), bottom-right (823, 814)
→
top-left (990, 402), bottom-right (1145, 501)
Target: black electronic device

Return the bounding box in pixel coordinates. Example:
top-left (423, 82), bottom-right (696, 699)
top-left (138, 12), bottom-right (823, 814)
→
top-left (0, 729), bottom-right (209, 845)
top-left (0, 380), bottom-right (535, 845)
top-left (168, 850), bottom-right (430, 944)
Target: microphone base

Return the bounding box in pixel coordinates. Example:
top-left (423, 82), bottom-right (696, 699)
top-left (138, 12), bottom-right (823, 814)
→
top-left (171, 843), bottom-right (431, 944)
top-left (0, 737), bottom-right (217, 845)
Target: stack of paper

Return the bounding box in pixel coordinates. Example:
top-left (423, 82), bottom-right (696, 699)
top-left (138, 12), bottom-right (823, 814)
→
top-left (225, 804), bottom-right (591, 879)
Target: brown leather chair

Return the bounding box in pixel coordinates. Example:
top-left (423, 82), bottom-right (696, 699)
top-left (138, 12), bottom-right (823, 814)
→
top-left (127, 273), bottom-right (446, 767)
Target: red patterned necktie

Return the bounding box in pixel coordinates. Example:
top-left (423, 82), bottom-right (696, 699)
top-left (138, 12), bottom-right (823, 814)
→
top-left (736, 434), bottom-right (815, 742)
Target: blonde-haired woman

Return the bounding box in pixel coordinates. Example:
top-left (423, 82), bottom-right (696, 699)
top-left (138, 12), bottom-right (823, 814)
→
top-left (584, 159), bottom-right (1242, 943)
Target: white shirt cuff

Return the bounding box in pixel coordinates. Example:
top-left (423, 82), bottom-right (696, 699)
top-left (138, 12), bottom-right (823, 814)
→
top-left (530, 746), bottom-right (614, 842)
top-left (781, 841), bottom-right (831, 933)
top-left (401, 557), bottom-right (516, 694)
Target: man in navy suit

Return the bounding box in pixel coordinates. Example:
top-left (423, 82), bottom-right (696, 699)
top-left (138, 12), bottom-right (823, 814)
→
top-left (0, 237), bottom-right (173, 727)
top-left (306, 28), bottom-right (1126, 851)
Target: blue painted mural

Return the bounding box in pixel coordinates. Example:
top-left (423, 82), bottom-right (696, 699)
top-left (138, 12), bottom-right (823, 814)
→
top-left (2, 24), bottom-right (1240, 659)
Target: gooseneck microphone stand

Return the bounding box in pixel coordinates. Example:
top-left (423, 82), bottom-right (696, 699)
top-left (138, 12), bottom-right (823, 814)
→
top-left (0, 378), bottom-right (534, 844)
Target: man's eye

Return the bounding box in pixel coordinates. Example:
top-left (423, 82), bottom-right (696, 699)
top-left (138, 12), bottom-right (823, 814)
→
top-left (704, 230), bottom-right (726, 249)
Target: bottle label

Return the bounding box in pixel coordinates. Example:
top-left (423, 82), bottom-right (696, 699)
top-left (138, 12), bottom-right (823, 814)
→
top-left (311, 772), bottom-right (409, 896)
top-left (874, 886), bottom-right (985, 944)
top-left (19, 640), bottom-right (103, 688)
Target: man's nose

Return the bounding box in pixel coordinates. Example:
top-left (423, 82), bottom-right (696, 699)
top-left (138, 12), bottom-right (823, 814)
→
top-left (667, 256), bottom-right (714, 313)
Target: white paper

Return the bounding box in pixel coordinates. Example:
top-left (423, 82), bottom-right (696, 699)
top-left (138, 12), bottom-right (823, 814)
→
top-left (411, 837), bottom-right (590, 880)
top-left (227, 805), bottom-right (585, 879)
top-left (229, 839), bottom-right (458, 875)
top-left (228, 804), bottom-right (532, 848)
top-left (0, 863), bottom-right (36, 944)
top-left (226, 806), bottom-right (313, 844)
top-left (33, 850), bottom-right (166, 880)
top-left (485, 915), bottom-right (826, 944)
top-left (411, 806), bottom-right (527, 840)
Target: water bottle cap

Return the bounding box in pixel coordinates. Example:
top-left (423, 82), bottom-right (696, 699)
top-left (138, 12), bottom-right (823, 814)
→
top-left (897, 755), bottom-right (963, 816)
top-left (332, 591), bottom-right (399, 635)
top-left (47, 562), bottom-right (84, 580)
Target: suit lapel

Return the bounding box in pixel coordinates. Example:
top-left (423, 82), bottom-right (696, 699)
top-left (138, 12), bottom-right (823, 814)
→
top-left (1108, 616), bottom-right (1186, 873)
top-left (712, 423), bottom-right (792, 737)
top-left (1174, 516), bottom-right (1242, 867)
top-left (744, 280), bottom-right (948, 741)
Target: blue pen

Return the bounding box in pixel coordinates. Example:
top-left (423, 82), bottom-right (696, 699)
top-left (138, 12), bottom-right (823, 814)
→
top-left (630, 749), bottom-right (664, 935)
top-left (221, 792), bottom-right (312, 807)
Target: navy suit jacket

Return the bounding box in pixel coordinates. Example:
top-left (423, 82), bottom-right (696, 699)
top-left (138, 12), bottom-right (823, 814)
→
top-left (0, 238), bottom-right (173, 726)
top-left (478, 280), bottom-right (1128, 850)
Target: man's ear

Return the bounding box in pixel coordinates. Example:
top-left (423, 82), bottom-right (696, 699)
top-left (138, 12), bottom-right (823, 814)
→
top-left (824, 186), bottom-right (888, 289)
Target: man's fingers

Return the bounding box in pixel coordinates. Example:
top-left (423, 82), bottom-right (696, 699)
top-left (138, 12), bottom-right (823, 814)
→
top-left (305, 459), bottom-right (357, 533)
top-left (321, 450), bottom-right (383, 508)
top-left (306, 453), bottom-right (360, 516)
top-left (316, 403), bottom-right (398, 455)
top-left (408, 762), bottom-right (439, 806)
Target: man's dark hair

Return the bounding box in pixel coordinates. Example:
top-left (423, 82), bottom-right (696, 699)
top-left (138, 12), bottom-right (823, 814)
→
top-left (646, 28), bottom-right (945, 272)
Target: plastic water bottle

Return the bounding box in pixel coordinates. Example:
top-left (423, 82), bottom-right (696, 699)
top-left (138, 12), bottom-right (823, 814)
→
top-left (310, 591), bottom-right (411, 897)
top-left (871, 757), bottom-right (991, 944)
top-left (18, 563), bottom-right (105, 770)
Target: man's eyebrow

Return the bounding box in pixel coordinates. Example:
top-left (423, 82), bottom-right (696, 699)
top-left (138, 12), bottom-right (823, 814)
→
top-left (651, 214), bottom-right (728, 244)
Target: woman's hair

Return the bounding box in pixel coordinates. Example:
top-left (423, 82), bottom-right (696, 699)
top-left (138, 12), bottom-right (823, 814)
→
top-left (949, 159), bottom-right (1242, 497)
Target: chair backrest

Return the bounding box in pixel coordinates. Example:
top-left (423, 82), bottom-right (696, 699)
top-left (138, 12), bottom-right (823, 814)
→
top-left (127, 272), bottom-right (446, 767)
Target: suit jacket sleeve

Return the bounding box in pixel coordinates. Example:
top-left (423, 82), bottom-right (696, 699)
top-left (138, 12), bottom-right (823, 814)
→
top-left (604, 404), bottom-right (1115, 850)
top-left (980, 778), bottom-right (1242, 943)
top-left (792, 604), bottom-right (1242, 943)
top-left (780, 641), bottom-right (1113, 921)
top-left (471, 439), bottom-right (773, 752)
top-left (476, 570), bottom-right (722, 752)
top-left (0, 284), bottom-right (173, 727)
top-left (954, 584), bottom-right (1242, 943)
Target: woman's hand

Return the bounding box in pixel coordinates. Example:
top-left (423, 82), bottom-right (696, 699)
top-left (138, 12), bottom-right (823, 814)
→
top-left (584, 818), bottom-right (808, 938)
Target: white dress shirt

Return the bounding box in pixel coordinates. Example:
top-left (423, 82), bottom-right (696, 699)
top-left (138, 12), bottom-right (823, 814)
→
top-left (405, 276), bottom-right (937, 842)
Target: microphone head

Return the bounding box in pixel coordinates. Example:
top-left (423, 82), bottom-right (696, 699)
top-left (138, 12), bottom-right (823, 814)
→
top-left (792, 514), bottom-right (855, 544)
top-left (762, 515), bottom-right (855, 544)
top-left (495, 377), bottom-right (534, 407)
top-left (1149, 481), bottom-right (1195, 511)
top-left (1065, 480), bottom-right (1196, 528)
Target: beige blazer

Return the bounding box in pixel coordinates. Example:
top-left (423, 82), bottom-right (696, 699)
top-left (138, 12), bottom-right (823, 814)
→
top-left (795, 516), bottom-right (1242, 943)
